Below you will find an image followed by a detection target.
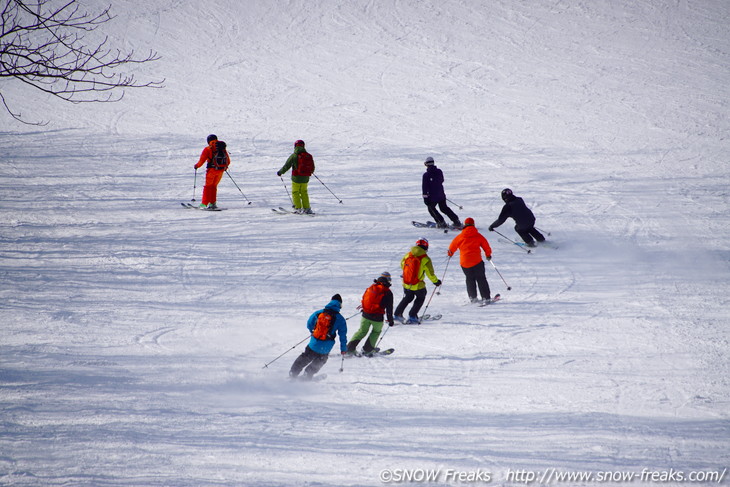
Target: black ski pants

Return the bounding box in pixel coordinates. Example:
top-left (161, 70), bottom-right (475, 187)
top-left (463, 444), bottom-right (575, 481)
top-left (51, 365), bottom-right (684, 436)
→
top-left (426, 199), bottom-right (460, 226)
top-left (462, 260), bottom-right (491, 301)
top-left (289, 345), bottom-right (328, 378)
top-left (515, 225), bottom-right (545, 244)
top-left (395, 287), bottom-right (427, 318)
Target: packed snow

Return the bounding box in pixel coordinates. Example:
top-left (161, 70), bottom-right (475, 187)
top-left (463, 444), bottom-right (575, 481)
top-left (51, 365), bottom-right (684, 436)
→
top-left (1, 0), bottom-right (728, 486)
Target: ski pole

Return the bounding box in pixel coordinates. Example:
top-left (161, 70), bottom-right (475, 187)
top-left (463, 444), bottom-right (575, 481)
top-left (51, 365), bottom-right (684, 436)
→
top-left (191, 169), bottom-right (198, 202)
top-left (489, 259), bottom-right (512, 291)
top-left (280, 176), bottom-right (293, 206)
top-left (226, 170), bottom-right (252, 204)
top-left (536, 226), bottom-right (551, 236)
top-left (435, 255), bottom-right (452, 296)
top-left (345, 311), bottom-right (360, 320)
top-left (419, 255), bottom-right (451, 320)
top-left (262, 335), bottom-right (309, 369)
top-left (313, 174), bottom-right (343, 204)
top-left (375, 322), bottom-right (390, 349)
top-left (418, 283), bottom-right (441, 324)
top-left (339, 353), bottom-right (345, 373)
top-left (492, 229), bottom-right (531, 254)
top-left (446, 197), bottom-right (463, 210)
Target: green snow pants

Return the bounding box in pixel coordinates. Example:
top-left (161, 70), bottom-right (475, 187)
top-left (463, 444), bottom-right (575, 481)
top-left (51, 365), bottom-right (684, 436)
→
top-left (291, 181), bottom-right (310, 209)
top-left (347, 317), bottom-right (384, 353)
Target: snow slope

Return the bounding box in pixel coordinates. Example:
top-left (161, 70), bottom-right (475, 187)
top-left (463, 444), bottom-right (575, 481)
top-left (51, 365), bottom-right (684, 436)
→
top-left (1, 0), bottom-right (728, 485)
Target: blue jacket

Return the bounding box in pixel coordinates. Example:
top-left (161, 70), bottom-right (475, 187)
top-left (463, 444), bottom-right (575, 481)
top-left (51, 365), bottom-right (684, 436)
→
top-left (306, 300), bottom-right (348, 354)
top-left (422, 165), bottom-right (446, 203)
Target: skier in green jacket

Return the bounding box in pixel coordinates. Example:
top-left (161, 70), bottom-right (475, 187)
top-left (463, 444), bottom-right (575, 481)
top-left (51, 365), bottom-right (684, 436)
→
top-left (277, 139), bottom-right (315, 214)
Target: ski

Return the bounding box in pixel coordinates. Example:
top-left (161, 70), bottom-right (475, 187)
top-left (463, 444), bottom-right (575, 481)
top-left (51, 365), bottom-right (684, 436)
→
top-left (479, 294), bottom-right (501, 307)
top-left (412, 220), bottom-right (438, 228)
top-left (346, 348), bottom-right (395, 358)
top-left (412, 221), bottom-right (462, 231)
top-left (497, 238), bottom-right (532, 253)
top-left (181, 202), bottom-right (226, 211)
top-left (362, 348), bottom-right (395, 357)
top-left (273, 206), bottom-right (316, 216)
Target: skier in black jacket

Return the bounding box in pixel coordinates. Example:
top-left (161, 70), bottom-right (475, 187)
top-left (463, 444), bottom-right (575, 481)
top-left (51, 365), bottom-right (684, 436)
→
top-left (488, 188), bottom-right (545, 247)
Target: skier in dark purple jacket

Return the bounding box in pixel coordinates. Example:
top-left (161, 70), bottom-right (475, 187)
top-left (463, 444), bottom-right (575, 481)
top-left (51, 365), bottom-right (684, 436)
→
top-left (422, 157), bottom-right (461, 229)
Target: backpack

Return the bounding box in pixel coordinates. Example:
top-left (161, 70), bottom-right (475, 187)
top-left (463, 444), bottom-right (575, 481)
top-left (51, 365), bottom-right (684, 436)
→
top-left (207, 141), bottom-right (228, 170)
top-left (402, 252), bottom-right (425, 286)
top-left (293, 151), bottom-right (314, 177)
top-left (312, 309), bottom-right (337, 341)
top-left (361, 282), bottom-right (387, 314)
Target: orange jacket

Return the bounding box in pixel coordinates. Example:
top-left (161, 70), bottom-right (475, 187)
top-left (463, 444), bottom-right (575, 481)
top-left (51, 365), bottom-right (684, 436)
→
top-left (448, 225), bottom-right (492, 268)
top-left (194, 141), bottom-right (230, 170)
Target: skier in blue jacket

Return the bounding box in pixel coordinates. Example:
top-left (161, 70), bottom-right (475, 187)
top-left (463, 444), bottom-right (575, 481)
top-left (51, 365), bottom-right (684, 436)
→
top-left (289, 294), bottom-right (348, 380)
top-left (422, 157), bottom-right (461, 229)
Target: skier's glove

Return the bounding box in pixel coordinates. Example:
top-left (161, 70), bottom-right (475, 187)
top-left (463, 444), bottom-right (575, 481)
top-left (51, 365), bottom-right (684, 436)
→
top-left (276, 171), bottom-right (281, 176)
top-left (341, 351), bottom-right (346, 356)
top-left (486, 256), bottom-right (492, 261)
top-left (447, 250), bottom-right (454, 257)
top-left (434, 280), bottom-right (442, 287)
top-left (488, 226), bottom-right (495, 231)
top-left (388, 320), bottom-right (394, 327)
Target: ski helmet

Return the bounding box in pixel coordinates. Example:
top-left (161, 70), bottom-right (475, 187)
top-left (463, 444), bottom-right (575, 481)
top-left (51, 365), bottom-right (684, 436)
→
top-left (424, 156), bottom-right (435, 166)
top-left (294, 139), bottom-right (305, 147)
top-left (464, 217), bottom-right (475, 227)
top-left (501, 188), bottom-right (513, 202)
top-left (207, 134), bottom-right (218, 144)
top-left (416, 237), bottom-right (429, 250)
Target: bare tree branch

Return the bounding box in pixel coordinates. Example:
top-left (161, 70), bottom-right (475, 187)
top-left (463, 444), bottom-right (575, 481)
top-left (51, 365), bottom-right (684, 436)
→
top-left (0, 0), bottom-right (164, 124)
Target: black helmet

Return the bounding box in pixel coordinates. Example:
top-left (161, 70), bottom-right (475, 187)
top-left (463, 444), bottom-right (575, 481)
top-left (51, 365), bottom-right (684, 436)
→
top-left (501, 188), bottom-right (513, 202)
top-left (207, 134), bottom-right (218, 144)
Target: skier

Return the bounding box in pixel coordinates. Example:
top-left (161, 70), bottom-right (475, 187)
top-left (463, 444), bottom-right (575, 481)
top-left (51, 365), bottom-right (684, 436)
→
top-left (394, 238), bottom-right (442, 324)
top-left (448, 217), bottom-right (493, 304)
top-left (488, 188), bottom-right (545, 247)
top-left (347, 272), bottom-right (395, 356)
top-left (422, 156), bottom-right (461, 229)
top-left (193, 134), bottom-right (230, 209)
top-left (289, 294), bottom-right (347, 380)
top-left (277, 139), bottom-right (315, 214)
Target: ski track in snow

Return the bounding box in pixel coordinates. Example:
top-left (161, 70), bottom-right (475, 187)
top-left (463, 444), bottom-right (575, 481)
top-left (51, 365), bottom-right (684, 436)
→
top-left (1, 0), bottom-right (729, 485)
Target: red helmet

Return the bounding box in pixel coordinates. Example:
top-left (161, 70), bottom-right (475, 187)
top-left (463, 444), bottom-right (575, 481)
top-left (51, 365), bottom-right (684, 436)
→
top-left (416, 238), bottom-right (429, 250)
top-left (294, 139), bottom-right (305, 147)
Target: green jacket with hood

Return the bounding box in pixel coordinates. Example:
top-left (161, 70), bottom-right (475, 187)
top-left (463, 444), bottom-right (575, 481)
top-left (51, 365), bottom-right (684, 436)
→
top-left (400, 245), bottom-right (438, 291)
top-left (278, 146), bottom-right (313, 184)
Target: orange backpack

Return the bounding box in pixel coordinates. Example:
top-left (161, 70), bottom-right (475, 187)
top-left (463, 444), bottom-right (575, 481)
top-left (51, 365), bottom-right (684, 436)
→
top-left (402, 252), bottom-right (425, 285)
top-left (312, 309), bottom-right (337, 340)
top-left (361, 282), bottom-right (387, 314)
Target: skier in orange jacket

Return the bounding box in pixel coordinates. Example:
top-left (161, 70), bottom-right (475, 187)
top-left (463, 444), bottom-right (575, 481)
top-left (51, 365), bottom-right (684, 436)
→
top-left (194, 134), bottom-right (230, 209)
top-left (447, 217), bottom-right (493, 304)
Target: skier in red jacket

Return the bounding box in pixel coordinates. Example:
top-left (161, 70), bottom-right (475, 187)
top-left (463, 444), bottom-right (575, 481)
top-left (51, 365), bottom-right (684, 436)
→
top-left (448, 217), bottom-right (493, 304)
top-left (194, 134), bottom-right (230, 209)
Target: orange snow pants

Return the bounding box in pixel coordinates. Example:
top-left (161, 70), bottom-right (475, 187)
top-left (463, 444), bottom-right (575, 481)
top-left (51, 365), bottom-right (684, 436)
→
top-left (202, 169), bottom-right (225, 205)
